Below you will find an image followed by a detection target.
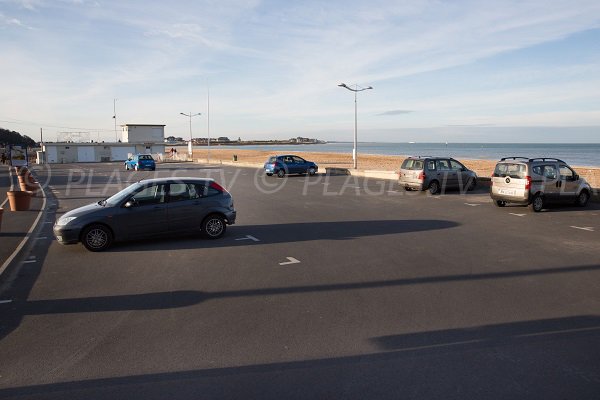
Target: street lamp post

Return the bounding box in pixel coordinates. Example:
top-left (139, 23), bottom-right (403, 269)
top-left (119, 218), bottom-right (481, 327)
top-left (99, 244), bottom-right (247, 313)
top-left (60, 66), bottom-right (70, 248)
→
top-left (180, 112), bottom-right (201, 157)
top-left (338, 83), bottom-right (373, 169)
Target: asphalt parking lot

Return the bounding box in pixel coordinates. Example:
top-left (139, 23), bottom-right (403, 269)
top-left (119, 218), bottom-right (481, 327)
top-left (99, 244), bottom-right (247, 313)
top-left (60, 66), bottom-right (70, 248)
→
top-left (0, 162), bottom-right (599, 399)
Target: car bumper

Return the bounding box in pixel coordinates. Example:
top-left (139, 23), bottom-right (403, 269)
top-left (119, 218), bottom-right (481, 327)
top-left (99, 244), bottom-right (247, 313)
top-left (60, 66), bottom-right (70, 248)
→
top-left (53, 224), bottom-right (81, 245)
top-left (399, 180), bottom-right (424, 190)
top-left (225, 210), bottom-right (237, 225)
top-left (490, 192), bottom-right (530, 205)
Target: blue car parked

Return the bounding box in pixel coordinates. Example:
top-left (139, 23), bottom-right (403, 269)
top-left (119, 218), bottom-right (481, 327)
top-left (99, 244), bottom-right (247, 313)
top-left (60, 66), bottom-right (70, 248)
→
top-left (264, 155), bottom-right (318, 178)
top-left (125, 154), bottom-right (156, 171)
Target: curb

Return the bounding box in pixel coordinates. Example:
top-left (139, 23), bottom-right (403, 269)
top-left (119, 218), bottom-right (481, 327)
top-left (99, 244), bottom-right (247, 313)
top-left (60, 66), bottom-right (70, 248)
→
top-left (0, 169), bottom-right (48, 286)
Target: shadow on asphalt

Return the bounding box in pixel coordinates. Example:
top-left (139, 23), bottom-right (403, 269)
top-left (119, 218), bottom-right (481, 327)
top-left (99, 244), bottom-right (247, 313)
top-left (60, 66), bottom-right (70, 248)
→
top-left (107, 219), bottom-right (459, 252)
top-left (0, 314), bottom-right (598, 399)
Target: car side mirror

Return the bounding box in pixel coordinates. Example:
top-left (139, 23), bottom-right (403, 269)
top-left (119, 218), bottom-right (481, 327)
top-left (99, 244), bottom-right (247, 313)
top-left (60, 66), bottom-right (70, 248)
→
top-left (124, 200), bottom-right (136, 208)
top-left (573, 174), bottom-right (579, 181)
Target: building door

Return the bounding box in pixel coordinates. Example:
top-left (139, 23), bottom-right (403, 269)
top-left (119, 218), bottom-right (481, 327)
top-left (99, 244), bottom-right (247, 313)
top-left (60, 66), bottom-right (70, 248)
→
top-left (77, 146), bottom-right (95, 162)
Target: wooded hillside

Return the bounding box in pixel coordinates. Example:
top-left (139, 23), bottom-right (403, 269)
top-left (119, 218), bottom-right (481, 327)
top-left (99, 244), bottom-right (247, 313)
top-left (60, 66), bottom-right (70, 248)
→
top-left (0, 128), bottom-right (37, 147)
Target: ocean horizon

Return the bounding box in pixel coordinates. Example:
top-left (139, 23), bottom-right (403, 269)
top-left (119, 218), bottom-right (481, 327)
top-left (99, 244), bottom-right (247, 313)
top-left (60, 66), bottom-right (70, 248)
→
top-left (193, 142), bottom-right (600, 167)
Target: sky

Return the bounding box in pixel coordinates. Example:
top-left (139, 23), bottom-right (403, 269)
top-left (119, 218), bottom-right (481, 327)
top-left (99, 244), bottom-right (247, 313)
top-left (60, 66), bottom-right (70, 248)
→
top-left (1, 0), bottom-right (600, 143)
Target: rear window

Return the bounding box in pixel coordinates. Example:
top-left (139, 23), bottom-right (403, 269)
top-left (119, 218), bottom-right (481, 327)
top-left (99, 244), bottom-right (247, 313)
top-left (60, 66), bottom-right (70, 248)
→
top-left (139, 155), bottom-right (153, 160)
top-left (401, 159), bottom-right (424, 170)
top-left (268, 156), bottom-right (276, 163)
top-left (493, 163), bottom-right (526, 179)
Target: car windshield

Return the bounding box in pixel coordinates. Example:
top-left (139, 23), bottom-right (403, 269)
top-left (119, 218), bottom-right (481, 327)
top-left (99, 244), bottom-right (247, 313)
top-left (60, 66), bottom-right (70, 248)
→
top-left (103, 182), bottom-right (143, 206)
top-left (493, 163), bottom-right (526, 179)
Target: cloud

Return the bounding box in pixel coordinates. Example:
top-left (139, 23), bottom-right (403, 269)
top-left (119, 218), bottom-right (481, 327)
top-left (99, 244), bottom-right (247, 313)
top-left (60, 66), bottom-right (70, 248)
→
top-left (377, 110), bottom-right (414, 116)
top-left (0, 13), bottom-right (33, 29)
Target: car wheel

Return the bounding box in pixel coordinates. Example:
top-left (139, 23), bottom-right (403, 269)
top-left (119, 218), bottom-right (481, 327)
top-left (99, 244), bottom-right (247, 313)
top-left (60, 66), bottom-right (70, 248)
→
top-left (125, 164), bottom-right (129, 170)
top-left (201, 214), bottom-right (226, 239)
top-left (266, 173), bottom-right (273, 176)
top-left (277, 169), bottom-right (286, 178)
top-left (134, 165), bottom-right (139, 171)
top-left (81, 224), bottom-right (113, 252)
top-left (576, 190), bottom-right (590, 207)
top-left (404, 187), bottom-right (412, 191)
top-left (428, 180), bottom-right (440, 195)
top-left (308, 167), bottom-right (316, 176)
top-left (151, 167), bottom-right (156, 171)
top-left (530, 194), bottom-right (544, 212)
top-left (467, 178), bottom-right (477, 191)
top-left (494, 200), bottom-right (506, 207)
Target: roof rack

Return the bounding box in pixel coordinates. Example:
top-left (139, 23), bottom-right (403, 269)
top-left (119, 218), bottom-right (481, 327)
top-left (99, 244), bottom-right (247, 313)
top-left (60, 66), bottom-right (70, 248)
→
top-left (409, 155), bottom-right (434, 159)
top-left (500, 156), bottom-right (530, 161)
top-left (528, 157), bottom-right (566, 163)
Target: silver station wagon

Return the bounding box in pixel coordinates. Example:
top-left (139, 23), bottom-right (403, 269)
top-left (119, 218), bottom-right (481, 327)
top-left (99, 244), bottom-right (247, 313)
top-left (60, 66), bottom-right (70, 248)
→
top-left (490, 157), bottom-right (592, 212)
top-left (399, 156), bottom-right (477, 194)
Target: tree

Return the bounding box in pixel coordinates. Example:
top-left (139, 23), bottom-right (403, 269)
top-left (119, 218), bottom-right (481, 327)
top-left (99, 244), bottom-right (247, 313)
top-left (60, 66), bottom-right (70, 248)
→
top-left (0, 128), bottom-right (37, 147)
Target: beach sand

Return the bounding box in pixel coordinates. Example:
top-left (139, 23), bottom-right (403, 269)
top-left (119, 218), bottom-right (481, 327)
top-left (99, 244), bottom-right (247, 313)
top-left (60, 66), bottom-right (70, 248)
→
top-left (191, 147), bottom-right (600, 188)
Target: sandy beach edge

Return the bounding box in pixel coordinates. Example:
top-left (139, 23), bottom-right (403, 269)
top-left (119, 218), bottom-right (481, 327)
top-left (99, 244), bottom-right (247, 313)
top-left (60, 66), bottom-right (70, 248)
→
top-left (189, 148), bottom-right (600, 191)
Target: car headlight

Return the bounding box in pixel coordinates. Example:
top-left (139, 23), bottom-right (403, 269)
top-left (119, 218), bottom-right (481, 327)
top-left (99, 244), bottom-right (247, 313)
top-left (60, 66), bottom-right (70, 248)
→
top-left (57, 216), bottom-right (77, 226)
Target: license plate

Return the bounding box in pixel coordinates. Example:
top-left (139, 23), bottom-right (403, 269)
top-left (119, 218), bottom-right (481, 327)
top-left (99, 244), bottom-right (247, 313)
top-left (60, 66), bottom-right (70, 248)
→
top-left (498, 189), bottom-right (516, 195)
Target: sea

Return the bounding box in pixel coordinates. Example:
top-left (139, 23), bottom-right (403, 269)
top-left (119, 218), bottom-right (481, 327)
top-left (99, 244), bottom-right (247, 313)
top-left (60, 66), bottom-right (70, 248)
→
top-left (196, 142), bottom-right (600, 167)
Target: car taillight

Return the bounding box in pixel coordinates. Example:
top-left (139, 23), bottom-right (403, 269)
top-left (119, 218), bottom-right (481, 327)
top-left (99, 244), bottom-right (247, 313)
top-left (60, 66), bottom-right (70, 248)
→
top-left (525, 176), bottom-right (531, 190)
top-left (418, 171), bottom-right (425, 181)
top-left (210, 181), bottom-right (227, 193)
top-left (271, 163), bottom-right (276, 168)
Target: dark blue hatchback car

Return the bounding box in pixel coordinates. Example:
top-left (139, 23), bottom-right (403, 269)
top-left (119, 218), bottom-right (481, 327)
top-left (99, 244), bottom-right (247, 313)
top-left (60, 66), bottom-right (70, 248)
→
top-left (264, 155), bottom-right (318, 177)
top-left (125, 154), bottom-right (156, 171)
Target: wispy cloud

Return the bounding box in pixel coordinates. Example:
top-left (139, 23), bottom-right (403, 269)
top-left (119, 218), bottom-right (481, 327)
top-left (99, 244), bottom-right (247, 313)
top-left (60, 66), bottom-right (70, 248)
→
top-left (377, 110), bottom-right (414, 116)
top-left (0, 13), bottom-right (33, 29)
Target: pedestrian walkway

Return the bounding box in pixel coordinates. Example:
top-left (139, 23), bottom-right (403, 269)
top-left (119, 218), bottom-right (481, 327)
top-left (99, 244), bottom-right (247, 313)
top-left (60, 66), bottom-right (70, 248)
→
top-left (0, 165), bottom-right (47, 284)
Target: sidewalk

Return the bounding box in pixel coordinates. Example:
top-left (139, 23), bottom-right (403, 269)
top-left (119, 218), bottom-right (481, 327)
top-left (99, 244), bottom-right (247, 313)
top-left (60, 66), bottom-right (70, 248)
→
top-left (0, 165), bottom-right (47, 285)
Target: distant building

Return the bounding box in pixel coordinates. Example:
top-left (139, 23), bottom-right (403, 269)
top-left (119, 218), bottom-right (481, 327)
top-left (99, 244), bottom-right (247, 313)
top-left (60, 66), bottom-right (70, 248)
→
top-left (121, 124), bottom-right (165, 143)
top-left (290, 137), bottom-right (318, 143)
top-left (217, 137), bottom-right (230, 142)
top-left (41, 123), bottom-right (166, 164)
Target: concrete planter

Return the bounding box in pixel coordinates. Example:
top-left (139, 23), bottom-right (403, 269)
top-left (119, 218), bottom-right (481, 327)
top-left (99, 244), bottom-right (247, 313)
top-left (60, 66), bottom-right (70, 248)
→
top-left (19, 182), bottom-right (40, 196)
top-left (7, 190), bottom-right (33, 211)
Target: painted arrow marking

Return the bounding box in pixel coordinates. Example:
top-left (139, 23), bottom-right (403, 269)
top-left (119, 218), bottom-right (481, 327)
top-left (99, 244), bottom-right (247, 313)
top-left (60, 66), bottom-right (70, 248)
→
top-left (279, 257), bottom-right (300, 266)
top-left (235, 235), bottom-right (260, 242)
top-left (570, 226), bottom-right (595, 232)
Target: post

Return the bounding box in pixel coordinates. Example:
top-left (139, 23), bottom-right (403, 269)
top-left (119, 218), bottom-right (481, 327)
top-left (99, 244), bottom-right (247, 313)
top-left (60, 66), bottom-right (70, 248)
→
top-left (354, 89), bottom-right (358, 169)
top-left (207, 87), bottom-right (211, 164)
top-left (188, 112), bottom-right (193, 157)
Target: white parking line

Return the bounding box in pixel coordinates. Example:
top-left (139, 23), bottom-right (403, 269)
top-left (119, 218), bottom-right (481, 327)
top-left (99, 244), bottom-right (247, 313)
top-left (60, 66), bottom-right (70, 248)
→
top-left (570, 226), bottom-right (595, 232)
top-left (0, 299), bottom-right (13, 304)
top-left (279, 257), bottom-right (300, 266)
top-left (509, 213), bottom-right (527, 217)
top-left (465, 203), bottom-right (481, 207)
top-left (235, 235), bottom-right (260, 242)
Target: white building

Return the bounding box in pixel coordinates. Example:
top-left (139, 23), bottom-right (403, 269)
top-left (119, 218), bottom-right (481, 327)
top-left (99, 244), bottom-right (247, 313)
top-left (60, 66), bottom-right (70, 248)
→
top-left (42, 124), bottom-right (166, 164)
top-left (121, 124), bottom-right (165, 143)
